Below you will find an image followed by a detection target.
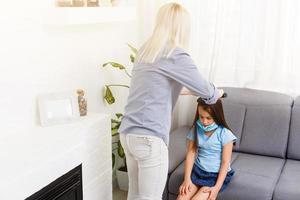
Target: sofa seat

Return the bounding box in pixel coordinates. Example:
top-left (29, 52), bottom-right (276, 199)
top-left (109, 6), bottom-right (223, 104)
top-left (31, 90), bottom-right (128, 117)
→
top-left (218, 153), bottom-right (285, 200)
top-left (273, 159), bottom-right (300, 200)
top-left (167, 152), bottom-right (240, 196)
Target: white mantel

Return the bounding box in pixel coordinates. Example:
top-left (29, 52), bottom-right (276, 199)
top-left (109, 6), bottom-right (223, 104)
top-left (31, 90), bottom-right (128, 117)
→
top-left (0, 113), bottom-right (111, 200)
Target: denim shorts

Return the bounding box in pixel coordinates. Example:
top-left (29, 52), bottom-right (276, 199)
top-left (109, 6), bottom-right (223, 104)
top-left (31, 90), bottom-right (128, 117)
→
top-left (191, 164), bottom-right (234, 192)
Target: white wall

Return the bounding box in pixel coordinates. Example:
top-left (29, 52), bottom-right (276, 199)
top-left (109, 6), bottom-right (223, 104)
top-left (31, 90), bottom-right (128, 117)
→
top-left (0, 1), bottom-right (137, 195)
top-left (0, 1), bottom-right (136, 136)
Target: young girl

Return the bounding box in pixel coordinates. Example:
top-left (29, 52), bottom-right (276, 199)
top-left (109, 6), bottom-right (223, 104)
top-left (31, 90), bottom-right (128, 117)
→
top-left (177, 98), bottom-right (237, 200)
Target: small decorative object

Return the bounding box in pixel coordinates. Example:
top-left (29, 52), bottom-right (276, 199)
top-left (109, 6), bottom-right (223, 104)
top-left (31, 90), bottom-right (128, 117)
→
top-left (87, 0), bottom-right (99, 7)
top-left (56, 0), bottom-right (73, 7)
top-left (100, 0), bottom-right (112, 6)
top-left (77, 89), bottom-right (87, 116)
top-left (111, 0), bottom-right (127, 7)
top-left (38, 92), bottom-right (80, 126)
top-left (72, 0), bottom-right (85, 7)
top-left (56, 0), bottom-right (99, 7)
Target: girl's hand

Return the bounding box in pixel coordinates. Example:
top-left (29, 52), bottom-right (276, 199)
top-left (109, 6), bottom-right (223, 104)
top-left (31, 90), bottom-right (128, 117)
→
top-left (203, 186), bottom-right (220, 200)
top-left (179, 179), bottom-right (193, 195)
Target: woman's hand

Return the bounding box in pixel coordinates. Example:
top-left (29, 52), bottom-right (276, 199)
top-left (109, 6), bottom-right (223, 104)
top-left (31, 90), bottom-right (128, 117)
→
top-left (203, 186), bottom-right (220, 200)
top-left (180, 87), bottom-right (196, 95)
top-left (179, 179), bottom-right (193, 195)
top-left (218, 89), bottom-right (224, 98)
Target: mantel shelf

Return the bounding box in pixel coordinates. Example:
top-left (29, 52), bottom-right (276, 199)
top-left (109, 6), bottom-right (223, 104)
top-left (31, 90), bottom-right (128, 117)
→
top-left (44, 6), bottom-right (136, 25)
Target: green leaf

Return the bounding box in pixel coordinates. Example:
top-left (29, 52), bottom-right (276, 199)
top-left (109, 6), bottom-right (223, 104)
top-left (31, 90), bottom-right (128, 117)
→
top-left (130, 54), bottom-right (135, 63)
top-left (102, 62), bottom-right (125, 70)
top-left (111, 122), bottom-right (119, 128)
top-left (118, 140), bottom-right (125, 158)
top-left (115, 113), bottom-right (123, 119)
top-left (111, 128), bottom-right (119, 136)
top-left (104, 86), bottom-right (115, 104)
top-left (111, 119), bottom-right (121, 124)
top-left (112, 122), bottom-right (121, 129)
top-left (127, 43), bottom-right (138, 55)
top-left (112, 153), bottom-right (115, 168)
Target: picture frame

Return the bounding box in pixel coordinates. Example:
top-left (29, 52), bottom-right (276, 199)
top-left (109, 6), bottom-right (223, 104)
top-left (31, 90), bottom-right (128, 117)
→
top-left (38, 92), bottom-right (80, 126)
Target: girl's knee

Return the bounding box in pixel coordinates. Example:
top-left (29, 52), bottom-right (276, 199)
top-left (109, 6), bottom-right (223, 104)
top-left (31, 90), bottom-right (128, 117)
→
top-left (199, 186), bottom-right (210, 192)
top-left (191, 193), bottom-right (209, 200)
top-left (191, 187), bottom-right (210, 200)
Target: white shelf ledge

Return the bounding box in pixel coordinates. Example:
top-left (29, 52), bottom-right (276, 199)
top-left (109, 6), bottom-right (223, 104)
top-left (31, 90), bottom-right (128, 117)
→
top-left (44, 6), bottom-right (136, 25)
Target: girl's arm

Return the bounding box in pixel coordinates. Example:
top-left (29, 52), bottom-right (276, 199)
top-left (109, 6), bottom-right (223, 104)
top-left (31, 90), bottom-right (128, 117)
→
top-left (184, 140), bottom-right (197, 181)
top-left (179, 140), bottom-right (196, 195)
top-left (215, 142), bottom-right (234, 190)
top-left (203, 141), bottom-right (234, 199)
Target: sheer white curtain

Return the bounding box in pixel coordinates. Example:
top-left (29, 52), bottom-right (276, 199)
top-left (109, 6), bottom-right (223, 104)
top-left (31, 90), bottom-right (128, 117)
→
top-left (138, 0), bottom-right (300, 96)
top-left (182, 0), bottom-right (300, 96)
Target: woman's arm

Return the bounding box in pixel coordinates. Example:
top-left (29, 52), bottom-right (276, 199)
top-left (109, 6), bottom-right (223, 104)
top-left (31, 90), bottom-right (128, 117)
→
top-left (160, 50), bottom-right (221, 104)
top-left (181, 87), bottom-right (224, 98)
top-left (180, 87), bottom-right (196, 95)
top-left (179, 140), bottom-right (196, 195)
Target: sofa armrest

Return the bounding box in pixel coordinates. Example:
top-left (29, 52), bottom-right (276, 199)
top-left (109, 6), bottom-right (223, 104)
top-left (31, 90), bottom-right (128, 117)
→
top-left (168, 126), bottom-right (190, 174)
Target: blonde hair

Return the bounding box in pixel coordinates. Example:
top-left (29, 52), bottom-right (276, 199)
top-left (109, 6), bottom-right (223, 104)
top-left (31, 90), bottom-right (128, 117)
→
top-left (137, 3), bottom-right (191, 63)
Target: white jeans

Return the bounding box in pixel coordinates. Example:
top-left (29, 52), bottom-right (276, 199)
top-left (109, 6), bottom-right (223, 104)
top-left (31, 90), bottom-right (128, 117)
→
top-left (120, 133), bottom-right (169, 200)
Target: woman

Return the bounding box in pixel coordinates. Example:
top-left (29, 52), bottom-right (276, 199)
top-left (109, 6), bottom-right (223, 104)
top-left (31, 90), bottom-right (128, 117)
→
top-left (119, 3), bottom-right (224, 200)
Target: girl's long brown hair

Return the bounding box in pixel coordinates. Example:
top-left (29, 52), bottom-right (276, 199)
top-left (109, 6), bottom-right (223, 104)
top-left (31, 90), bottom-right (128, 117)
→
top-left (192, 98), bottom-right (233, 145)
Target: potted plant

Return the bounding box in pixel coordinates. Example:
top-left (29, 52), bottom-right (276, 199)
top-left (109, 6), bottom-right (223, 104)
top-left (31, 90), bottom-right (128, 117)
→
top-left (102, 43), bottom-right (137, 191)
top-left (111, 113), bottom-right (128, 191)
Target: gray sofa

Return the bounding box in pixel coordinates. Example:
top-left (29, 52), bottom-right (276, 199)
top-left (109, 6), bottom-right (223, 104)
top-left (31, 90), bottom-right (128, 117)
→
top-left (164, 87), bottom-right (300, 200)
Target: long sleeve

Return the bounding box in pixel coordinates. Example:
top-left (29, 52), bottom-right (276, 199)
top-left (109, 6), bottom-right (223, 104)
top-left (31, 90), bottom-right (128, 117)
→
top-left (159, 49), bottom-right (219, 104)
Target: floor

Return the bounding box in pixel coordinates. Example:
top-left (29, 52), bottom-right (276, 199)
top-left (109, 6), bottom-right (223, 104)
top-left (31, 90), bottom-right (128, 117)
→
top-left (113, 187), bottom-right (128, 200)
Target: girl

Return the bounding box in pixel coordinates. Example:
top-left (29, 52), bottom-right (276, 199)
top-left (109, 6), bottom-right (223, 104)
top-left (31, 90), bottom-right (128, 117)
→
top-left (119, 3), bottom-right (224, 200)
top-left (177, 98), bottom-right (237, 200)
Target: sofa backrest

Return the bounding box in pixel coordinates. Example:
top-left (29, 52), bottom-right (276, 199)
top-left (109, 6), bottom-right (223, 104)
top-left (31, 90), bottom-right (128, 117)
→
top-left (222, 101), bottom-right (246, 151)
top-left (287, 96), bottom-right (300, 160)
top-left (222, 87), bottom-right (293, 158)
top-left (174, 95), bottom-right (198, 129)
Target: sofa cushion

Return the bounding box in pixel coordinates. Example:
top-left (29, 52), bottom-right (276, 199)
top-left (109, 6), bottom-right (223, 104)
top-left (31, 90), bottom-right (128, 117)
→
top-left (168, 126), bottom-right (190, 173)
top-left (287, 96), bottom-right (300, 160)
top-left (175, 95), bottom-right (198, 128)
top-left (221, 87), bottom-right (292, 158)
top-left (294, 96), bottom-right (300, 106)
top-left (218, 153), bottom-right (285, 200)
top-left (168, 161), bottom-right (185, 195)
top-left (168, 193), bottom-right (177, 200)
top-left (222, 101), bottom-right (246, 151)
top-left (239, 105), bottom-right (291, 158)
top-left (231, 152), bottom-right (239, 162)
top-left (168, 152), bottom-right (240, 195)
top-left (273, 159), bottom-right (300, 200)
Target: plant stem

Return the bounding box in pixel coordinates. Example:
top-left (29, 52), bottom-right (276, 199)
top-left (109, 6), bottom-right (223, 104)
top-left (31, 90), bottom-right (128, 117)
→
top-left (124, 68), bottom-right (132, 78)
